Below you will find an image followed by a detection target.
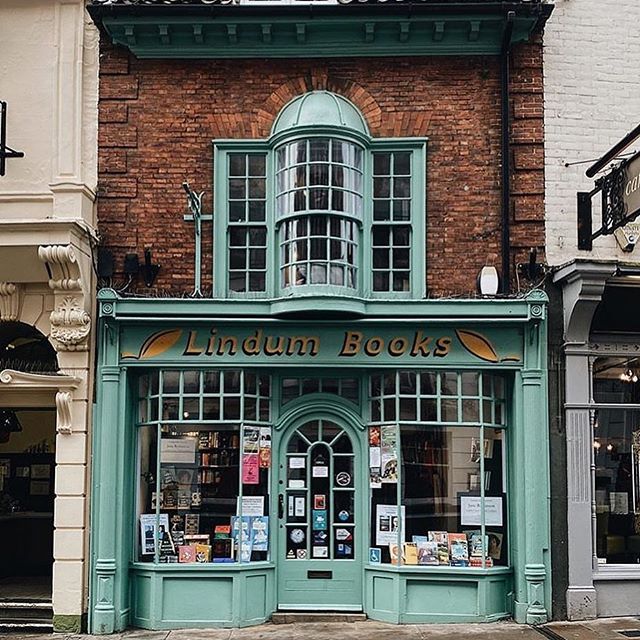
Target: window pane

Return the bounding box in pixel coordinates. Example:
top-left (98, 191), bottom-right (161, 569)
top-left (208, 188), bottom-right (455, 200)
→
top-left (595, 409), bottom-right (640, 564)
top-left (593, 357), bottom-right (640, 404)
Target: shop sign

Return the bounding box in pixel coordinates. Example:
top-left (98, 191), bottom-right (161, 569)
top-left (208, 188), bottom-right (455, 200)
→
top-left (120, 324), bottom-right (523, 366)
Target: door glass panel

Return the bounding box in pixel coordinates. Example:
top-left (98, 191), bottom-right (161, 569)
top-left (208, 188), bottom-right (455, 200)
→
top-left (284, 420), bottom-right (355, 561)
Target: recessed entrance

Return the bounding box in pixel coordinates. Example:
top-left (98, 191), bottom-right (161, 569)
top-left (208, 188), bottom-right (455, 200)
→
top-left (277, 418), bottom-right (362, 610)
top-left (0, 409), bottom-right (56, 627)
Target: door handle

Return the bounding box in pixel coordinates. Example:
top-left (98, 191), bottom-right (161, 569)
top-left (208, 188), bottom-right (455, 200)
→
top-left (278, 494), bottom-right (284, 519)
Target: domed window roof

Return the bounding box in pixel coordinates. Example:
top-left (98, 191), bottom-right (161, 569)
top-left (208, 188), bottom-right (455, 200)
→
top-left (271, 91), bottom-right (369, 138)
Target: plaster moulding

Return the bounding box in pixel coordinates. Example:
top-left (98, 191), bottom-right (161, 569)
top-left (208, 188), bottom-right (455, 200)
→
top-left (38, 245), bottom-right (82, 291)
top-left (0, 282), bottom-right (23, 321)
top-left (55, 390), bottom-right (73, 434)
top-left (0, 369), bottom-right (80, 390)
top-left (50, 296), bottom-right (91, 351)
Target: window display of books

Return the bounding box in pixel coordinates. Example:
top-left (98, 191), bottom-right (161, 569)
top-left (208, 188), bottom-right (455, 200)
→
top-left (374, 530), bottom-right (500, 567)
top-left (139, 429), bottom-right (269, 563)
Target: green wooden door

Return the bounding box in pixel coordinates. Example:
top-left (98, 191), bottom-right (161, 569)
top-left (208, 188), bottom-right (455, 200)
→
top-left (277, 419), bottom-right (362, 610)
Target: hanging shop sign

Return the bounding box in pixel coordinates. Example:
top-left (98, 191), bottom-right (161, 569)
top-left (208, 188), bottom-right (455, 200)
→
top-left (120, 324), bottom-right (523, 366)
top-left (578, 151), bottom-right (640, 250)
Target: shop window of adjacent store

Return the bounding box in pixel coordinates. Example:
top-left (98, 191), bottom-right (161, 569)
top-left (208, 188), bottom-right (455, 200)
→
top-left (368, 371), bottom-right (508, 568)
top-left (136, 370), bottom-right (272, 564)
top-left (592, 356), bottom-right (640, 564)
top-left (213, 92), bottom-right (426, 301)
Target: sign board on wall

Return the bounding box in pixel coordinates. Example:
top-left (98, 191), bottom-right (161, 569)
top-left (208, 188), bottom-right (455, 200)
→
top-left (119, 324), bottom-right (524, 367)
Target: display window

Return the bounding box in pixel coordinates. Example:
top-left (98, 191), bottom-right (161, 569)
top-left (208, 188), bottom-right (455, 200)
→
top-left (368, 371), bottom-right (508, 568)
top-left (136, 370), bottom-right (271, 564)
top-left (592, 356), bottom-right (640, 564)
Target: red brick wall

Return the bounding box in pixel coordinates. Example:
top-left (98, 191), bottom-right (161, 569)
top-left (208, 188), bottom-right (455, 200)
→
top-left (97, 39), bottom-right (544, 296)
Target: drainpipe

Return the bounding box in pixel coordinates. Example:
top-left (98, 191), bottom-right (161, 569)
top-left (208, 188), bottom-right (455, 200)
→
top-left (501, 11), bottom-right (514, 294)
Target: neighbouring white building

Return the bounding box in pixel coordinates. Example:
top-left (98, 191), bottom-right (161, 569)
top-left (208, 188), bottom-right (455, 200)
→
top-left (0, 0), bottom-right (98, 632)
top-left (544, 0), bottom-right (640, 621)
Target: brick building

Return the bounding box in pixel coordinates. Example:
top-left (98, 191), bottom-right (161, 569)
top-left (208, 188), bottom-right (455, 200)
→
top-left (88, 0), bottom-right (553, 632)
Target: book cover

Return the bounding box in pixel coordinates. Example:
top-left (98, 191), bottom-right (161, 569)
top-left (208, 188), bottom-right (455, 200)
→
top-left (178, 544), bottom-right (196, 563)
top-left (416, 540), bottom-right (439, 565)
top-left (251, 516), bottom-right (269, 552)
top-left (428, 531), bottom-right (449, 565)
top-left (389, 543), bottom-right (401, 564)
top-left (212, 537), bottom-right (233, 559)
top-left (403, 542), bottom-right (418, 565)
top-left (184, 514), bottom-right (200, 535)
top-left (465, 531), bottom-right (488, 557)
top-left (214, 524), bottom-right (232, 539)
top-left (449, 533), bottom-right (469, 567)
top-left (195, 544), bottom-right (211, 563)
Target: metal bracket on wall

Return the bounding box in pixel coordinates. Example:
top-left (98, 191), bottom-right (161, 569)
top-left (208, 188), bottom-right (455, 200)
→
top-left (0, 101), bottom-right (24, 177)
top-left (183, 181), bottom-right (213, 297)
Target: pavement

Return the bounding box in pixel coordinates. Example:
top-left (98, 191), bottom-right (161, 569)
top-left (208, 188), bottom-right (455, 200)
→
top-left (3, 618), bottom-right (640, 640)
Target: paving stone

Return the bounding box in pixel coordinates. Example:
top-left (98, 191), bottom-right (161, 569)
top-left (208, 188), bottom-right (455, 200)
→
top-left (168, 628), bottom-right (232, 640)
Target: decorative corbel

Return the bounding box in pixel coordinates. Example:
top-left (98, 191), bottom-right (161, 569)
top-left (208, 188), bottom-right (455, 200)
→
top-left (38, 245), bottom-right (91, 351)
top-left (50, 296), bottom-right (91, 351)
top-left (56, 390), bottom-right (73, 434)
top-left (0, 282), bottom-right (22, 321)
top-left (38, 245), bottom-right (82, 291)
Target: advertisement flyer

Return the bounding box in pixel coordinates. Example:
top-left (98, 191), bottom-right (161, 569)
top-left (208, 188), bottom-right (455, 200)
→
top-left (380, 425), bottom-right (398, 483)
top-left (375, 504), bottom-right (405, 546)
top-left (259, 427), bottom-right (272, 469)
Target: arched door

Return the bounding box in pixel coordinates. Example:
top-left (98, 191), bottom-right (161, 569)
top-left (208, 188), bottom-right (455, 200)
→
top-left (277, 418), bottom-right (362, 610)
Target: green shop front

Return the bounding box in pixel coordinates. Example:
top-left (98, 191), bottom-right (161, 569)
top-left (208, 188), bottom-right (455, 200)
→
top-left (90, 291), bottom-right (550, 631)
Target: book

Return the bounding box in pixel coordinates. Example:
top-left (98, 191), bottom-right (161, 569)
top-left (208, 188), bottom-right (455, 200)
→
top-left (428, 531), bottom-right (449, 565)
top-left (184, 514), bottom-right (200, 535)
top-left (449, 533), bottom-right (469, 567)
top-left (184, 534), bottom-right (210, 546)
top-left (195, 543), bottom-right (211, 563)
top-left (214, 524), bottom-right (231, 539)
top-left (469, 556), bottom-right (494, 568)
top-left (465, 531), bottom-right (488, 557)
top-left (251, 516), bottom-right (269, 552)
top-left (178, 544), bottom-right (196, 563)
top-left (416, 540), bottom-right (439, 565)
top-left (212, 537), bottom-right (233, 559)
top-left (389, 543), bottom-right (401, 564)
top-left (403, 542), bottom-right (418, 565)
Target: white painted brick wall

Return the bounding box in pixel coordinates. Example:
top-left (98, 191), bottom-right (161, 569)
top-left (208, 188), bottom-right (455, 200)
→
top-left (543, 0), bottom-right (640, 265)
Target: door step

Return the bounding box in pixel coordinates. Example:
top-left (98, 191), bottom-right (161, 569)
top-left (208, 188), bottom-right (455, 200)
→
top-left (0, 600), bottom-right (53, 631)
top-left (272, 612), bottom-right (367, 624)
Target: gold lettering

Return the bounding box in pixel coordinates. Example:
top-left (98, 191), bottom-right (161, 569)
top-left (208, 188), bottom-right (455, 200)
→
top-left (286, 336), bottom-right (320, 356)
top-left (264, 335), bottom-right (286, 356)
top-left (183, 330), bottom-right (204, 356)
top-left (364, 336), bottom-right (384, 356)
top-left (205, 329), bottom-right (217, 355)
top-left (410, 331), bottom-right (432, 357)
top-left (216, 335), bottom-right (238, 356)
top-left (388, 336), bottom-right (409, 356)
top-left (434, 336), bottom-right (452, 358)
top-left (242, 330), bottom-right (263, 356)
top-left (340, 331), bottom-right (363, 356)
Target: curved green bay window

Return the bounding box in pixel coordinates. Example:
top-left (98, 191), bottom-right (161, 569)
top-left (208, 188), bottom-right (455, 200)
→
top-left (213, 91), bottom-right (426, 302)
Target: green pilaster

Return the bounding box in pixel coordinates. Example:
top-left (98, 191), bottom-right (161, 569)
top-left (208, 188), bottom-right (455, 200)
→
top-left (91, 291), bottom-right (126, 634)
top-left (511, 292), bottom-right (551, 623)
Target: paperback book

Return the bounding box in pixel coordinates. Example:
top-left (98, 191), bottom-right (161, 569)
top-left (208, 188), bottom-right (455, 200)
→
top-left (428, 531), bottom-right (449, 565)
top-left (449, 533), bottom-right (469, 567)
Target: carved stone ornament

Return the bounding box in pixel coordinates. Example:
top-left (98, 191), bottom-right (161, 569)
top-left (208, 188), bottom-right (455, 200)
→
top-left (0, 282), bottom-right (22, 321)
top-left (56, 391), bottom-right (73, 434)
top-left (50, 296), bottom-right (91, 351)
top-left (38, 245), bottom-right (82, 291)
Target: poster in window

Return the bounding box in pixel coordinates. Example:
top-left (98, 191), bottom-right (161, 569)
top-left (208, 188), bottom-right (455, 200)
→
top-left (161, 438), bottom-right (197, 464)
top-left (375, 504), bottom-right (405, 546)
top-left (380, 425), bottom-right (398, 484)
top-left (140, 513), bottom-right (170, 555)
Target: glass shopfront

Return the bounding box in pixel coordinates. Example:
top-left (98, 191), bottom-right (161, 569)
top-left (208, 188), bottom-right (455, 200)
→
top-left (592, 356), bottom-right (640, 565)
top-left (90, 299), bottom-right (550, 631)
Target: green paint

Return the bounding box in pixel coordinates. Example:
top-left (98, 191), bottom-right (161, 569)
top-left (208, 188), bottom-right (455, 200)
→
top-left (90, 289), bottom-right (551, 631)
top-left (93, 12), bottom-right (542, 59)
top-left (119, 323), bottom-right (523, 367)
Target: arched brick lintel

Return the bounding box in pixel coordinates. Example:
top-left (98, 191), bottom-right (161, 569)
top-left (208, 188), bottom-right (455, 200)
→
top-left (254, 71), bottom-right (383, 139)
